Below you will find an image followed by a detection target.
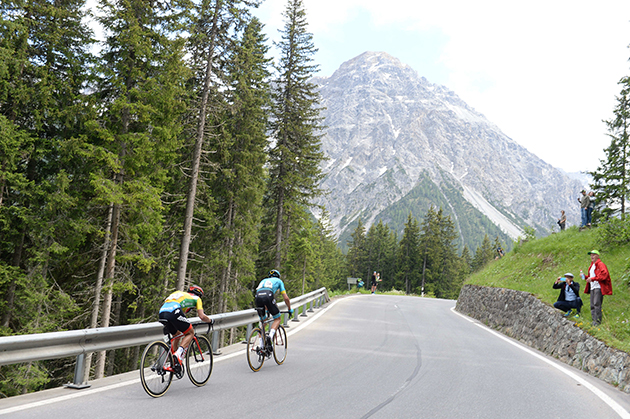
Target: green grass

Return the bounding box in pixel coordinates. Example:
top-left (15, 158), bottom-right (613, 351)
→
top-left (466, 225), bottom-right (630, 352)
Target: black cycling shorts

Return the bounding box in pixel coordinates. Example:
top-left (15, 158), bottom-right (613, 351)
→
top-left (159, 308), bottom-right (192, 335)
top-left (255, 289), bottom-right (280, 319)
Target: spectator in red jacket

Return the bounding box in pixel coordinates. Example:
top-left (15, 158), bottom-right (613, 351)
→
top-left (583, 250), bottom-right (612, 326)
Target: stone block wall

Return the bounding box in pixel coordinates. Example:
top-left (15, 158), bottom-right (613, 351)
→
top-left (456, 284), bottom-right (630, 392)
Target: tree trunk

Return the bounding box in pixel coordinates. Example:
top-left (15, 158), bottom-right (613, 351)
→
top-left (176, 0), bottom-right (223, 291)
top-left (274, 189), bottom-right (285, 269)
top-left (83, 202), bottom-right (114, 383)
top-left (106, 292), bottom-right (123, 376)
top-left (218, 198), bottom-right (235, 344)
top-left (421, 253), bottom-right (427, 297)
top-left (2, 229), bottom-right (25, 329)
top-left (95, 201), bottom-right (122, 379)
top-left (301, 256), bottom-right (306, 295)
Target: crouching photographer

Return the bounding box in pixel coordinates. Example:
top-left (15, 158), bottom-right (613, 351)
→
top-left (553, 273), bottom-right (583, 317)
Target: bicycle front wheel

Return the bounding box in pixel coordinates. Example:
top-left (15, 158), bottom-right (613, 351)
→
top-left (246, 327), bottom-right (265, 372)
top-left (186, 334), bottom-right (213, 386)
top-left (273, 325), bottom-right (288, 365)
top-left (140, 341), bottom-right (173, 398)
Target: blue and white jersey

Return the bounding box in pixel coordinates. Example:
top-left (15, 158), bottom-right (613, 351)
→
top-left (256, 277), bottom-right (286, 295)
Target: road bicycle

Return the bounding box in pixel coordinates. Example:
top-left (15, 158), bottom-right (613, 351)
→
top-left (246, 309), bottom-right (291, 372)
top-left (140, 323), bottom-right (213, 397)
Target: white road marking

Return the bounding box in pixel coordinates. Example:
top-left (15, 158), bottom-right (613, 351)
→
top-left (451, 306), bottom-right (630, 419)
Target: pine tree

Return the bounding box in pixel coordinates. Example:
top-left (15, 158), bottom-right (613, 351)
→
top-left (202, 16), bottom-right (270, 320)
top-left (396, 213), bottom-right (421, 294)
top-left (176, 0), bottom-right (261, 290)
top-left (346, 218), bottom-right (367, 280)
top-left (433, 208), bottom-right (461, 299)
top-left (91, 0), bottom-right (190, 378)
top-left (0, 0), bottom-right (95, 332)
top-left (472, 234), bottom-right (495, 272)
top-left (419, 207), bottom-right (440, 296)
top-left (460, 245), bottom-right (472, 275)
top-left (312, 209), bottom-right (346, 291)
top-left (589, 76), bottom-right (630, 220)
top-left (0, 0), bottom-right (96, 393)
top-left (417, 207), bottom-right (463, 298)
top-left (365, 220), bottom-right (396, 291)
top-left (263, 0), bottom-right (326, 271)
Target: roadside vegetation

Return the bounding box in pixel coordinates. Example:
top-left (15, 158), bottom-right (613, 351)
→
top-left (465, 225), bottom-right (630, 353)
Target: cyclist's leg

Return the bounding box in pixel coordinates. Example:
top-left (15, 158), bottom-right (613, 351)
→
top-left (179, 326), bottom-right (194, 349)
top-left (266, 299), bottom-right (281, 337)
top-left (159, 311), bottom-right (178, 349)
top-left (170, 309), bottom-right (194, 359)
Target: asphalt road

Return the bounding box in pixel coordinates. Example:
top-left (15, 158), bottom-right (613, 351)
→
top-left (3, 294), bottom-right (630, 419)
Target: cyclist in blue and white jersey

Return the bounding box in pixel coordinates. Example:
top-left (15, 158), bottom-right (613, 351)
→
top-left (255, 270), bottom-right (293, 347)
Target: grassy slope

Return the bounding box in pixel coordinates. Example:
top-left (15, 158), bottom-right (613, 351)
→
top-left (465, 226), bottom-right (630, 353)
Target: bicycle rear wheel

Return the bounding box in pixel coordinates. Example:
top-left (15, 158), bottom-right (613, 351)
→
top-left (140, 341), bottom-right (173, 398)
top-left (273, 325), bottom-right (288, 365)
top-left (186, 334), bottom-right (213, 386)
top-left (246, 327), bottom-right (265, 372)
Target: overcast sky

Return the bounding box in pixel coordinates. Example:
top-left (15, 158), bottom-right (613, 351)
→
top-left (255, 0), bottom-right (630, 174)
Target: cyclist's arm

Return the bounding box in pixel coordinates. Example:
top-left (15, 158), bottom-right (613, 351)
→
top-left (282, 293), bottom-right (291, 311)
top-left (197, 308), bottom-right (212, 323)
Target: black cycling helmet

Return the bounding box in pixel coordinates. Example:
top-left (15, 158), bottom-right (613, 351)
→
top-left (188, 285), bottom-right (204, 297)
top-left (269, 269), bottom-right (280, 278)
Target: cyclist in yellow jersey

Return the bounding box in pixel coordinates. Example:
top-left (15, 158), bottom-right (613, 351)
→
top-left (159, 285), bottom-right (213, 367)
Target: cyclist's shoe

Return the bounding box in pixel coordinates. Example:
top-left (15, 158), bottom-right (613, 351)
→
top-left (265, 335), bottom-right (272, 348)
top-left (173, 354), bottom-right (184, 378)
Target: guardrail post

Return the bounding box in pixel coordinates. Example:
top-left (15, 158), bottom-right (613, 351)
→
top-left (307, 300), bottom-right (314, 313)
top-left (283, 312), bottom-right (290, 328)
top-left (212, 330), bottom-right (221, 355)
top-left (291, 306), bottom-right (301, 322)
top-left (64, 354), bottom-right (90, 389)
top-left (243, 323), bottom-right (253, 344)
top-left (300, 304), bottom-right (308, 318)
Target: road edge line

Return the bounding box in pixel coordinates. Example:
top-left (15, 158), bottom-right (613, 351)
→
top-left (450, 306), bottom-right (630, 419)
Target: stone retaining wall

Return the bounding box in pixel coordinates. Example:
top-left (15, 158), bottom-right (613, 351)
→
top-left (456, 284), bottom-right (630, 392)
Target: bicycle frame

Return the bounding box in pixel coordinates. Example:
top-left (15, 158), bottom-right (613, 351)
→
top-left (246, 309), bottom-right (290, 372)
top-left (163, 324), bottom-right (211, 372)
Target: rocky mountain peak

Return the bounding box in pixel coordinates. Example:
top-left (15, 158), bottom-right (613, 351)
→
top-left (313, 52), bottom-right (585, 249)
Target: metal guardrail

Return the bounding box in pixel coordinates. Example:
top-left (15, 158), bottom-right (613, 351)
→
top-left (0, 287), bottom-right (329, 388)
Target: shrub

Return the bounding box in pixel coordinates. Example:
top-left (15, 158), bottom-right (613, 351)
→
top-left (597, 217), bottom-right (630, 248)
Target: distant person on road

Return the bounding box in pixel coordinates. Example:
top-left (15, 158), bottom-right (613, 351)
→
top-left (552, 273), bottom-right (582, 317)
top-left (583, 250), bottom-right (612, 327)
top-left (371, 271), bottom-right (377, 294)
top-left (578, 190), bottom-right (590, 229)
top-left (586, 191), bottom-right (595, 226)
top-left (557, 210), bottom-right (566, 231)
